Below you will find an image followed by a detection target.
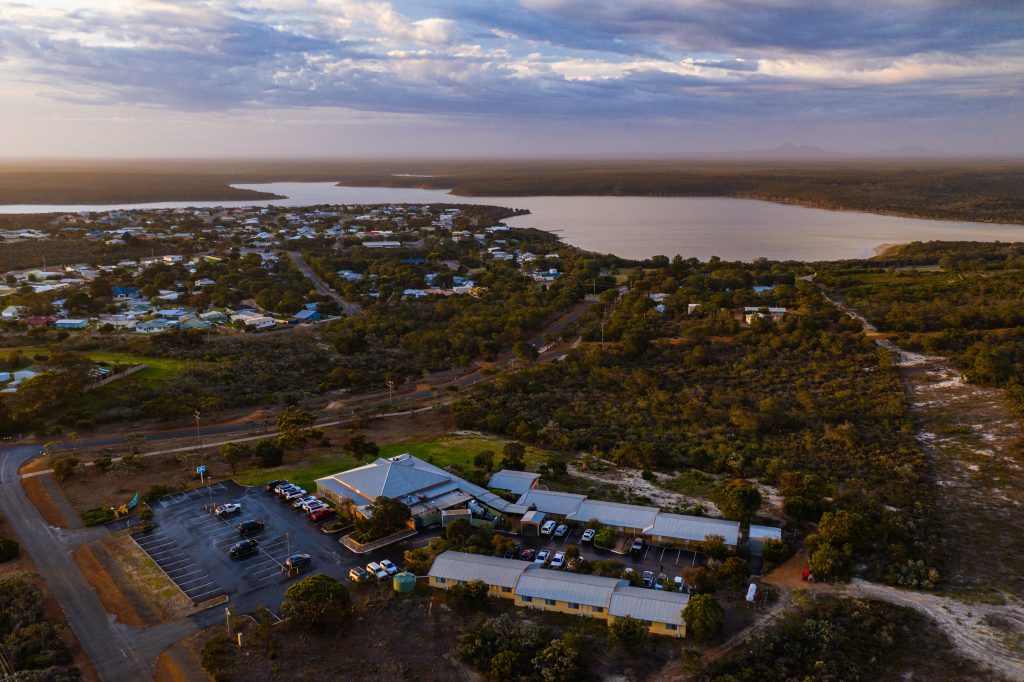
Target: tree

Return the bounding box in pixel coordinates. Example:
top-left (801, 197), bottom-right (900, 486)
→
top-left (280, 574), bottom-right (350, 628)
top-left (714, 481), bottom-right (762, 523)
top-left (352, 496), bottom-right (411, 543)
top-left (512, 340), bottom-right (539, 365)
top-left (532, 632), bottom-right (583, 681)
top-left (50, 456), bottom-right (80, 481)
top-left (276, 405), bottom-right (315, 432)
top-left (761, 538), bottom-right (789, 564)
top-left (448, 579), bottom-right (489, 611)
top-left (473, 449), bottom-right (495, 472)
top-left (703, 534), bottom-right (729, 560)
top-left (0, 537), bottom-right (19, 563)
top-left (124, 432), bottom-right (146, 455)
top-left (502, 442), bottom-right (526, 470)
top-left (609, 616), bottom-right (648, 652)
top-left (254, 438), bottom-right (283, 467)
top-left (716, 556), bottom-right (750, 592)
top-left (682, 594), bottom-right (725, 642)
top-left (200, 636), bottom-right (235, 682)
top-left (593, 527), bottom-right (615, 549)
top-left (682, 566), bottom-right (714, 593)
top-left (219, 442), bottom-right (250, 474)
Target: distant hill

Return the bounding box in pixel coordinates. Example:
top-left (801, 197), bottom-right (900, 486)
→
top-left (742, 143), bottom-right (834, 158)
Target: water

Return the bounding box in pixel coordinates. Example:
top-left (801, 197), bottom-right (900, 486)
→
top-left (3, 181), bottom-right (1022, 261)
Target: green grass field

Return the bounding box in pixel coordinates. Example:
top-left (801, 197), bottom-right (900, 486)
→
top-left (234, 435), bottom-right (556, 494)
top-left (6, 345), bottom-right (192, 382)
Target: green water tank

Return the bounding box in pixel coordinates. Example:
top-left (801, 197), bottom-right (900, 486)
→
top-left (393, 572), bottom-right (416, 593)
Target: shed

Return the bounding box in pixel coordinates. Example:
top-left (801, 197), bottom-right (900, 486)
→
top-left (748, 524), bottom-right (783, 556)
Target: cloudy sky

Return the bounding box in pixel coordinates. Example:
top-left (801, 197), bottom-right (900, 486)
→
top-left (1, 0), bottom-right (1021, 157)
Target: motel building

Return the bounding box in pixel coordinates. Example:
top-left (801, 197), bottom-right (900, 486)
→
top-left (429, 551), bottom-right (689, 637)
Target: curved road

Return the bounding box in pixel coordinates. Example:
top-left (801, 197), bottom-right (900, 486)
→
top-left (0, 445), bottom-right (152, 680)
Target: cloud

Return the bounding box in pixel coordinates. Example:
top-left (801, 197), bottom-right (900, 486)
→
top-left (0, 0), bottom-right (1019, 129)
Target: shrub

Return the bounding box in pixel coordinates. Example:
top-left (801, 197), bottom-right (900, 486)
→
top-left (760, 538), bottom-right (789, 564)
top-left (200, 636), bottom-right (235, 682)
top-left (143, 484), bottom-right (177, 503)
top-left (608, 615), bottom-right (648, 652)
top-left (593, 527), bottom-right (615, 548)
top-left (92, 457), bottom-right (112, 473)
top-left (682, 594), bottom-right (725, 642)
top-left (0, 537), bottom-right (19, 562)
top-left (703, 534), bottom-right (729, 560)
top-left (280, 574), bottom-right (350, 628)
top-left (81, 506), bottom-right (114, 527)
top-left (448, 579), bottom-right (490, 611)
top-left (50, 456), bottom-right (80, 481)
top-left (254, 439), bottom-right (283, 467)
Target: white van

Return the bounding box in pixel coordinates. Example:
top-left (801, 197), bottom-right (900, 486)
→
top-left (540, 520), bottom-right (557, 536)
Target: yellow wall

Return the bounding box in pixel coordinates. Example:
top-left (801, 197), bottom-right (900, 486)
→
top-left (608, 615), bottom-right (685, 638)
top-left (513, 596), bottom-right (609, 621)
top-left (429, 577), bottom-right (515, 599)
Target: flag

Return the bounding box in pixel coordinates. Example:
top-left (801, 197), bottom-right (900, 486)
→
top-left (128, 492), bottom-right (139, 509)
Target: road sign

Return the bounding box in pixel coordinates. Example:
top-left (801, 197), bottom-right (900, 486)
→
top-left (197, 465), bottom-right (207, 474)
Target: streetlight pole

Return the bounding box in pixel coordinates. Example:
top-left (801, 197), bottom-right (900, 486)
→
top-left (386, 380), bottom-right (394, 406)
top-left (194, 410), bottom-right (201, 447)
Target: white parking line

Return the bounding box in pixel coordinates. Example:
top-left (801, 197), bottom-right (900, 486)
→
top-left (167, 568), bottom-right (205, 580)
top-left (189, 588), bottom-right (224, 601)
top-left (135, 533), bottom-right (170, 542)
top-left (148, 549), bottom-right (184, 560)
top-left (177, 575), bottom-right (214, 588)
top-left (137, 540), bottom-right (176, 551)
top-left (183, 582), bottom-right (217, 595)
top-left (159, 557), bottom-right (194, 569)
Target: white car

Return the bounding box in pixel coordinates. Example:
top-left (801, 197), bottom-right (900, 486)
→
top-left (303, 499), bottom-right (326, 513)
top-left (540, 520), bottom-right (557, 536)
top-left (292, 495), bottom-right (317, 509)
top-left (366, 561), bottom-right (388, 580)
top-left (380, 559), bottom-right (398, 575)
top-left (215, 503), bottom-right (241, 517)
top-left (581, 528), bottom-right (596, 543)
top-left (282, 489), bottom-right (307, 502)
top-left (534, 549), bottom-right (550, 564)
top-left (674, 576), bottom-right (684, 590)
top-left (550, 551), bottom-right (565, 569)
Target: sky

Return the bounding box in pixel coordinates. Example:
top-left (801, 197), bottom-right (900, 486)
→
top-left (0, 0), bottom-right (1021, 158)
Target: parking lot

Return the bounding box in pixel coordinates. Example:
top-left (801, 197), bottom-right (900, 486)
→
top-left (132, 480), bottom-right (425, 617)
top-left (512, 525), bottom-right (706, 583)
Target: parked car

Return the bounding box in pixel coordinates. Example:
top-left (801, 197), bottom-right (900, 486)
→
top-left (215, 503), bottom-right (241, 517)
top-left (228, 539), bottom-right (258, 558)
top-left (292, 495), bottom-right (317, 509)
top-left (282, 489), bottom-right (307, 502)
top-left (348, 566), bottom-right (371, 582)
top-left (519, 548), bottom-right (536, 561)
top-left (308, 508), bottom-right (336, 523)
top-left (534, 549), bottom-right (550, 564)
top-left (299, 493), bottom-right (323, 509)
top-left (630, 537), bottom-right (645, 556)
top-left (550, 551), bottom-right (565, 569)
top-left (580, 528), bottom-right (596, 543)
top-left (285, 553), bottom-right (312, 569)
top-left (642, 570), bottom-right (655, 587)
top-left (673, 576), bottom-right (684, 590)
top-left (263, 479), bottom-right (286, 492)
top-left (554, 524), bottom-right (569, 538)
top-left (540, 520), bottom-right (557, 536)
top-left (274, 482), bottom-right (296, 495)
top-left (380, 559), bottom-right (398, 576)
top-left (238, 520), bottom-right (264, 535)
top-left (366, 562), bottom-right (388, 580)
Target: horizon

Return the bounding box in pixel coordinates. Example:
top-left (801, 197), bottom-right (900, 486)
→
top-left (1, 1), bottom-right (1021, 158)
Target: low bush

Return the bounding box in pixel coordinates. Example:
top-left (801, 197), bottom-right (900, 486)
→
top-left (81, 506), bottom-right (114, 527)
top-left (200, 636), bottom-right (235, 682)
top-left (0, 537), bottom-right (19, 562)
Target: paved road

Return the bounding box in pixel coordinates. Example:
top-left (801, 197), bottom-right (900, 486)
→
top-left (0, 445), bottom-right (157, 680)
top-left (288, 250), bottom-right (362, 316)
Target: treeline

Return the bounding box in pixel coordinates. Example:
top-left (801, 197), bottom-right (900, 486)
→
top-left (456, 285), bottom-right (941, 585)
top-left (819, 242), bottom-right (1024, 394)
top-left (698, 596), bottom-right (988, 681)
top-left (0, 574), bottom-right (79, 680)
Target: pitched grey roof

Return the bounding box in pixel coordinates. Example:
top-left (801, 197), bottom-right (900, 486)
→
top-left (316, 454), bottom-right (452, 505)
top-left (514, 566), bottom-right (620, 608)
top-left (488, 469), bottom-right (541, 495)
top-left (644, 513), bottom-right (740, 546)
top-left (608, 586), bottom-right (689, 625)
top-left (428, 551), bottom-right (529, 589)
top-left (517, 490), bottom-right (586, 516)
top-left (569, 499), bottom-right (659, 529)
top-left (749, 524), bottom-right (782, 541)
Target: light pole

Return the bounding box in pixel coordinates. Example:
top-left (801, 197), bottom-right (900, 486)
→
top-left (386, 379), bottom-right (395, 406)
top-left (194, 410), bottom-right (201, 447)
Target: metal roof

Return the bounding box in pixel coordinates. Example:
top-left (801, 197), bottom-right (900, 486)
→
top-left (608, 586), bottom-right (689, 626)
top-left (428, 551), bottom-right (529, 589)
top-left (487, 469), bottom-right (541, 495)
top-left (514, 566), bottom-right (621, 608)
top-left (516, 490), bottom-right (586, 517)
top-left (569, 499), bottom-right (659, 529)
top-left (644, 513), bottom-right (740, 546)
top-left (749, 525), bottom-right (782, 541)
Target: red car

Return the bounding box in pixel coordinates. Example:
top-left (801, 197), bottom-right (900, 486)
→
top-left (308, 507), bottom-right (337, 523)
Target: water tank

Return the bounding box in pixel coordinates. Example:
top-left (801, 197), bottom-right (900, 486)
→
top-left (393, 572), bottom-right (416, 593)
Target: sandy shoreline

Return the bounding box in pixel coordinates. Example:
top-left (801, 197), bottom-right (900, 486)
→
top-left (873, 242), bottom-right (904, 256)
